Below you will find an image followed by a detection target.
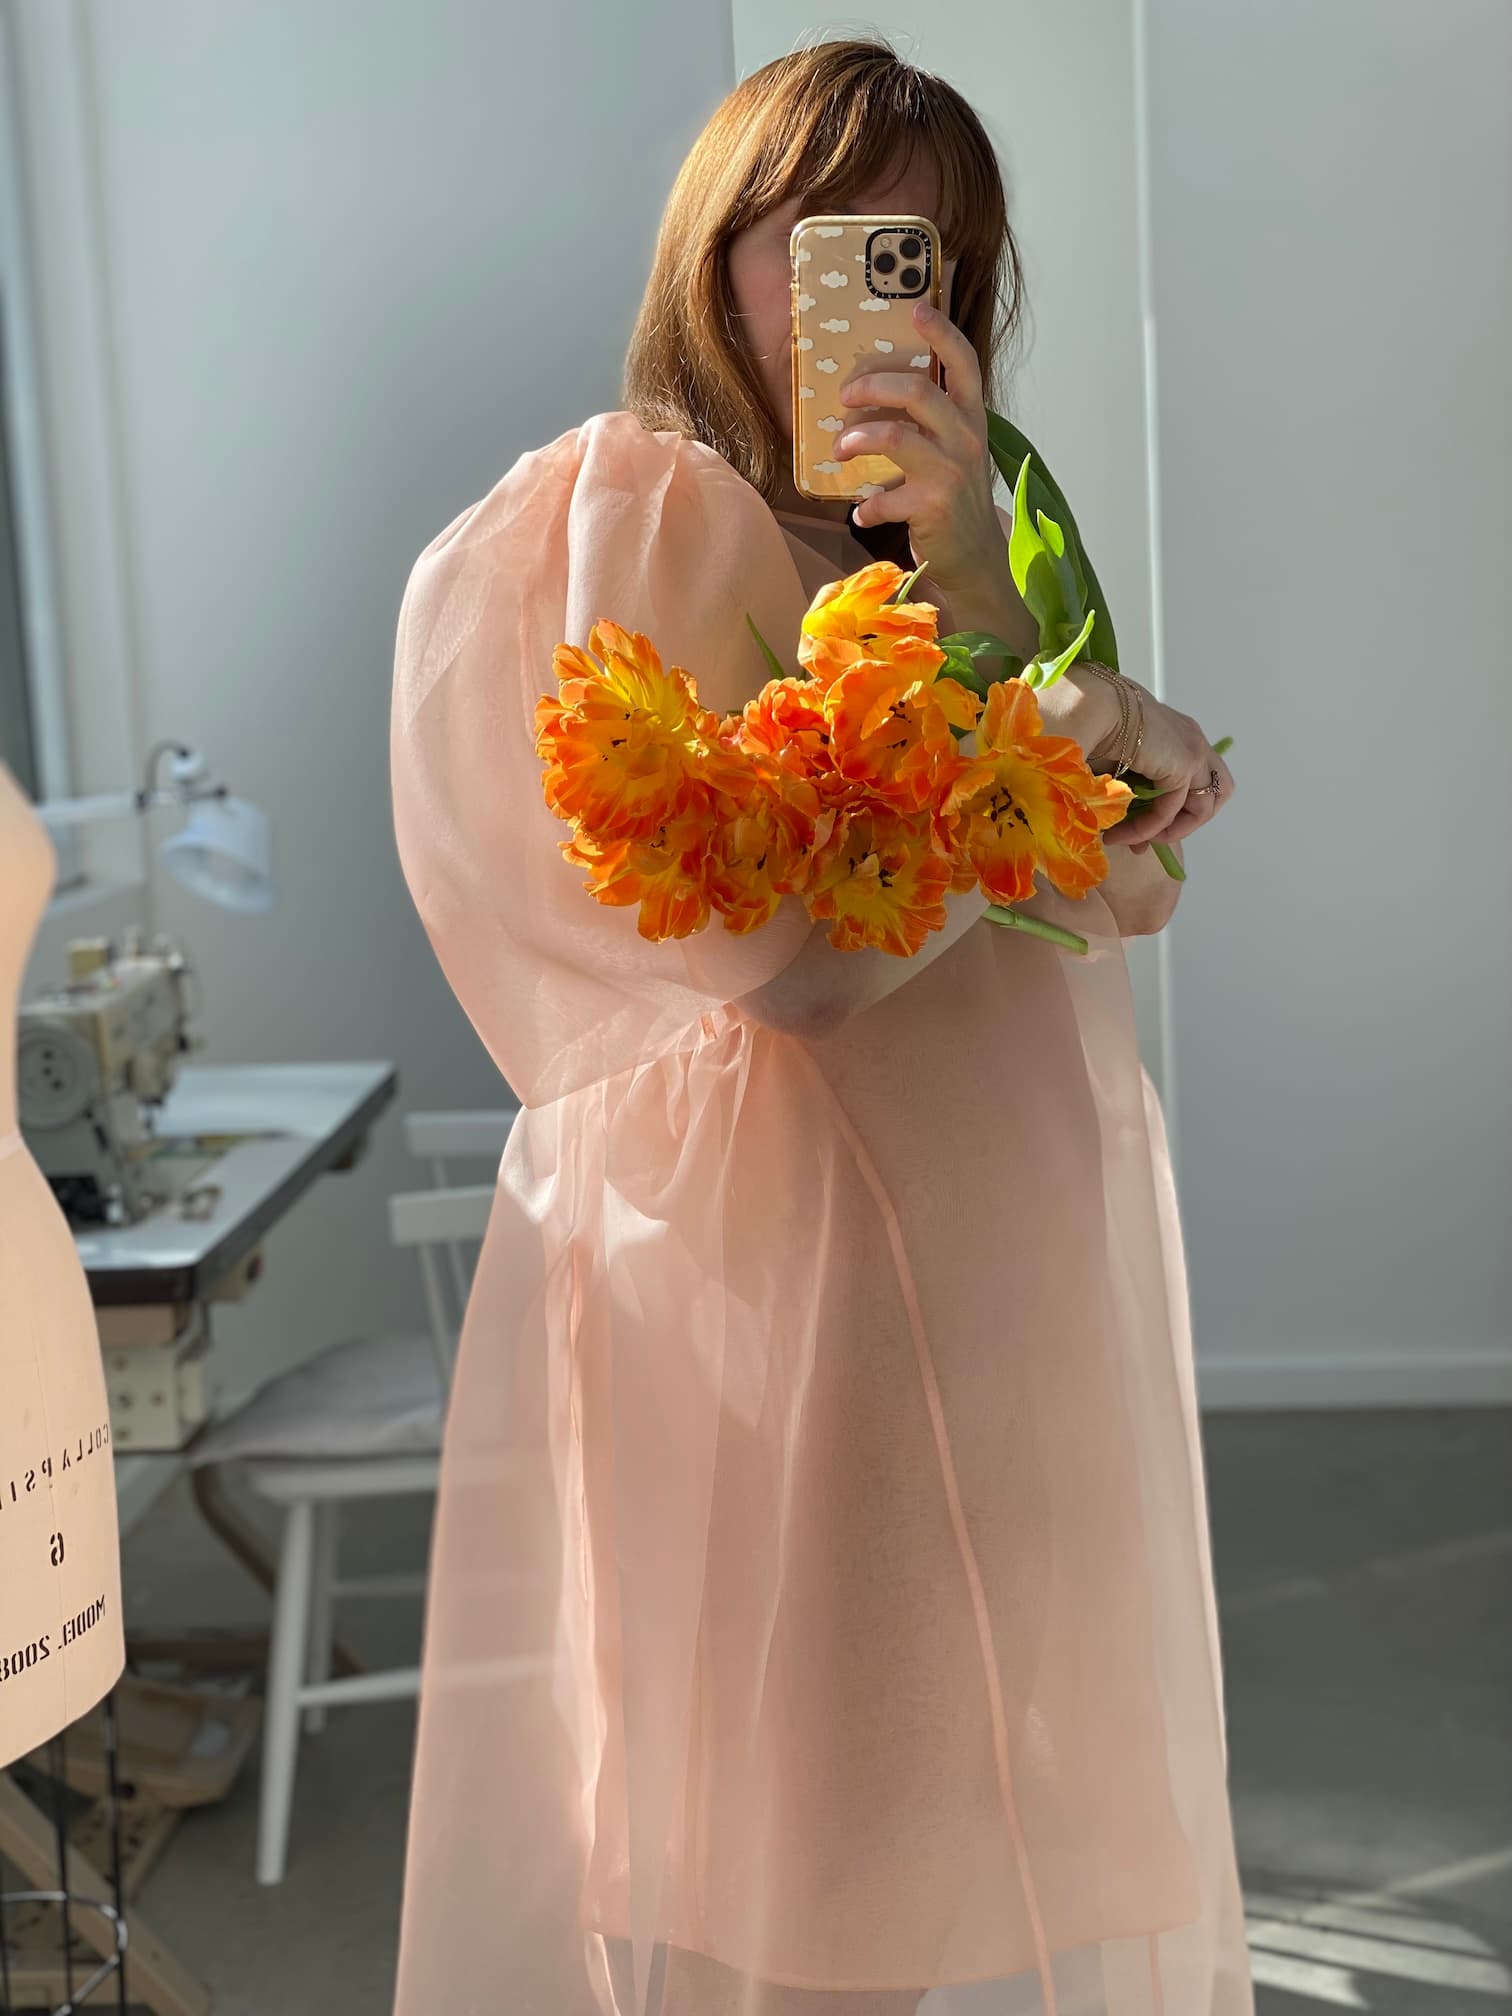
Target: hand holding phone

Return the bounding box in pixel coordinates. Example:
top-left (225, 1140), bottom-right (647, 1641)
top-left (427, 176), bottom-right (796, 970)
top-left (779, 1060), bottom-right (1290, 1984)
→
top-left (790, 214), bottom-right (943, 503)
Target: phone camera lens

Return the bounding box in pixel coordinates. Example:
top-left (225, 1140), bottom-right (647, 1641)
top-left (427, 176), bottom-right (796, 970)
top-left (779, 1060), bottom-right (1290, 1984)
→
top-left (899, 236), bottom-right (922, 260)
top-left (872, 249), bottom-right (897, 275)
top-left (900, 265), bottom-right (922, 292)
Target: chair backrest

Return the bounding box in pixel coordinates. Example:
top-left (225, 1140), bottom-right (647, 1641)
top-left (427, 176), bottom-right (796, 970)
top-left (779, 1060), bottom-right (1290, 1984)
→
top-left (387, 1183), bottom-right (495, 1391)
top-left (401, 1105), bottom-right (519, 1315)
top-left (403, 1106), bottom-right (518, 1169)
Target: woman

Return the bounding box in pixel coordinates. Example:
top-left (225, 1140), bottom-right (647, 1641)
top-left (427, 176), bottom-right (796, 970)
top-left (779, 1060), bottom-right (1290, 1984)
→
top-left (389, 38), bottom-right (1250, 2016)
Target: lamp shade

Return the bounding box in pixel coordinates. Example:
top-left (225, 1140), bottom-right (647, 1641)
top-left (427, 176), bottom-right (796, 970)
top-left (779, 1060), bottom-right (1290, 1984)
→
top-left (160, 794), bottom-right (275, 912)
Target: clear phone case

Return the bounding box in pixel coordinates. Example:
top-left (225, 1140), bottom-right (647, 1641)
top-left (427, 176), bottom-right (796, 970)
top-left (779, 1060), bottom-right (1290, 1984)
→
top-left (790, 213), bottom-right (943, 503)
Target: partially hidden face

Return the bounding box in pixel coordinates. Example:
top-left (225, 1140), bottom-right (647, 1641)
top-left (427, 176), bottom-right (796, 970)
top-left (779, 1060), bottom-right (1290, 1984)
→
top-left (725, 161), bottom-right (959, 445)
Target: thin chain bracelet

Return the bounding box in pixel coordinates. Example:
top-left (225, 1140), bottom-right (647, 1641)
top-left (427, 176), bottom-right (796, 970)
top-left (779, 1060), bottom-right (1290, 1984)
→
top-left (1075, 661), bottom-right (1126, 760)
top-left (1108, 673), bottom-right (1145, 780)
top-left (1074, 660), bottom-right (1140, 778)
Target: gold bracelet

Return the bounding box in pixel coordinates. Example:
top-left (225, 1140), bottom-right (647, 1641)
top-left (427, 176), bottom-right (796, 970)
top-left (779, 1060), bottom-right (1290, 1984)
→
top-left (1078, 661), bottom-right (1146, 779)
top-left (1072, 660), bottom-right (1135, 774)
top-left (1110, 682), bottom-right (1132, 775)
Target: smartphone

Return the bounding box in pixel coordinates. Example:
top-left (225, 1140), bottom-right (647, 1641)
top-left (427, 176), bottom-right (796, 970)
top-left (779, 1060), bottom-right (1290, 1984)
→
top-left (789, 213), bottom-right (943, 504)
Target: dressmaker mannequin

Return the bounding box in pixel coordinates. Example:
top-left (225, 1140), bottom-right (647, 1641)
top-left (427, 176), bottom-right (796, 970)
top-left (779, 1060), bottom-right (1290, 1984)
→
top-left (0, 758), bottom-right (125, 1766)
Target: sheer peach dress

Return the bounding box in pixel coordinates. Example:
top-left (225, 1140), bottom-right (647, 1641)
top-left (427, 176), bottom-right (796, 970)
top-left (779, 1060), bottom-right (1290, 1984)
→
top-left (388, 410), bottom-right (1253, 2016)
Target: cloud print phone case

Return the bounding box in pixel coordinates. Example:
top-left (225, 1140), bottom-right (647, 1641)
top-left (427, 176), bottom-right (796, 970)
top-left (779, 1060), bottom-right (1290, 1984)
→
top-left (790, 213), bottom-right (943, 503)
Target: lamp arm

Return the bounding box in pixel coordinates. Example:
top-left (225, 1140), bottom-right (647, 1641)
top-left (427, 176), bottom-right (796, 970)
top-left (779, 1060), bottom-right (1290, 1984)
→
top-left (34, 782), bottom-right (227, 831)
top-left (34, 788), bottom-right (143, 830)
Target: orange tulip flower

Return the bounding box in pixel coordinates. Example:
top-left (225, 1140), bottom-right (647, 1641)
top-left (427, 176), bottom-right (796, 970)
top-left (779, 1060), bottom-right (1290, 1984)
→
top-left (561, 811), bottom-right (714, 942)
top-left (806, 804), bottom-right (954, 958)
top-left (703, 782), bottom-right (817, 934)
top-left (824, 640), bottom-right (982, 813)
top-left (797, 562), bottom-right (943, 689)
top-left (729, 675), bottom-right (833, 782)
top-left (537, 620), bottom-right (736, 844)
top-left (944, 678), bottom-right (1132, 905)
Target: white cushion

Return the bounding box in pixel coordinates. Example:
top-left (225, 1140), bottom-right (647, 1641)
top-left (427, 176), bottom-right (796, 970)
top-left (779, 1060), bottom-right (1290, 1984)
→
top-left (189, 1333), bottom-right (444, 1465)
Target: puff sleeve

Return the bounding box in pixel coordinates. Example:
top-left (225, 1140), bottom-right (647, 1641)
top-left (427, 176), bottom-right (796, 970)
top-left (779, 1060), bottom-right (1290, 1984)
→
top-left (390, 411), bottom-right (816, 1108)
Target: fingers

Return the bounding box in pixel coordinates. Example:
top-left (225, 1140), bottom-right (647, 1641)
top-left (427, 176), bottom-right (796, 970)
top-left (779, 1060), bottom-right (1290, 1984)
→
top-left (834, 419), bottom-right (952, 482)
top-left (847, 478), bottom-right (918, 528)
top-left (832, 419), bottom-right (945, 531)
top-left (1161, 753), bottom-right (1235, 845)
top-left (911, 299), bottom-right (984, 407)
top-left (1123, 777), bottom-right (1192, 847)
top-left (1146, 783), bottom-right (1210, 848)
top-left (838, 368), bottom-right (974, 455)
top-left (1118, 741), bottom-right (1235, 851)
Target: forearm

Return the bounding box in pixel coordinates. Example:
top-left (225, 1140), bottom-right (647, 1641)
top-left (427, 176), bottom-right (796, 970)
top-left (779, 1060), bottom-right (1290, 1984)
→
top-left (1099, 834), bottom-right (1183, 934)
top-left (945, 572), bottom-right (1041, 667)
top-left (1016, 834), bottom-right (1184, 938)
top-left (734, 884), bottom-right (991, 1039)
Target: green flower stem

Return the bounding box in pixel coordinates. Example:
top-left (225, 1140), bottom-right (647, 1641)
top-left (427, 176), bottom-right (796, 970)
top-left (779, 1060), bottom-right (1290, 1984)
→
top-left (1152, 842), bottom-right (1184, 881)
top-left (983, 904), bottom-right (1089, 955)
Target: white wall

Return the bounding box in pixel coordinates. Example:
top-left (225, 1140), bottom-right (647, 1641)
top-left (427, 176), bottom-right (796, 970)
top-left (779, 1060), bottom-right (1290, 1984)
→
top-left (15, 0), bottom-right (1507, 1416)
top-left (731, 4), bottom-right (1167, 1071)
top-left (13, 0), bottom-right (735, 1404)
top-left (1145, 0), bottom-right (1512, 1403)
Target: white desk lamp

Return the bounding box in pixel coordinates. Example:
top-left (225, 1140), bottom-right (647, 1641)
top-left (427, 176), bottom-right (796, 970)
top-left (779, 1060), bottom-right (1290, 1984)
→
top-left (37, 741), bottom-right (276, 915)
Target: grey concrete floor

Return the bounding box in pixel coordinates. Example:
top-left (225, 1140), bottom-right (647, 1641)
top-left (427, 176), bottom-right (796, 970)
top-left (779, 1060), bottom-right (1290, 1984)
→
top-left (31, 1408), bottom-right (1512, 2013)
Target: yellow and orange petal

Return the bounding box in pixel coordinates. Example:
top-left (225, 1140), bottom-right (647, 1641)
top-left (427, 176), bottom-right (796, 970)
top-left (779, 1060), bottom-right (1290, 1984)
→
top-left (700, 749), bottom-right (823, 932)
top-left (805, 805), bottom-right (953, 958)
top-left (582, 622), bottom-right (721, 734)
top-left (562, 814), bottom-right (713, 942)
top-left (944, 677), bottom-right (1134, 904)
top-left (729, 675), bottom-right (833, 777)
top-left (538, 624), bottom-right (734, 843)
top-left (824, 645), bottom-right (983, 813)
top-left (797, 562), bottom-right (943, 687)
top-left (704, 805), bottom-right (793, 935)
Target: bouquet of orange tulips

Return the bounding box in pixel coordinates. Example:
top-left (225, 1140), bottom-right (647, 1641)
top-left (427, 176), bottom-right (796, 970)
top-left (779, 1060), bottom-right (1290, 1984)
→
top-left (537, 425), bottom-right (1235, 958)
top-left (537, 554), bottom-right (1137, 959)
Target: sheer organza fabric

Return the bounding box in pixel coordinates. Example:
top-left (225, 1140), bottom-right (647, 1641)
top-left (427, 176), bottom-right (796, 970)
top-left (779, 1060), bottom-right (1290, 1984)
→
top-left (388, 410), bottom-right (1253, 2016)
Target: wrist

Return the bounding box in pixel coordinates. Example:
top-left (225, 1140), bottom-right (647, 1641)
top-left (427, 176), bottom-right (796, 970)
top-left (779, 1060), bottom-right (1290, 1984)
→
top-left (1036, 663), bottom-right (1124, 764)
top-left (937, 564), bottom-right (1041, 663)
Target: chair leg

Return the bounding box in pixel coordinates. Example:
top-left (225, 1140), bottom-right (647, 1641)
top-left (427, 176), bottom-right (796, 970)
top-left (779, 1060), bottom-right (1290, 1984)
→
top-left (304, 1502), bottom-right (341, 1735)
top-left (258, 1496), bottom-right (314, 1886)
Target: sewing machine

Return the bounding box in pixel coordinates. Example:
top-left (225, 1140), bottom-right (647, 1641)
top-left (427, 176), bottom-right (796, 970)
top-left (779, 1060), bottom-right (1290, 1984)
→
top-left (18, 931), bottom-right (198, 1227)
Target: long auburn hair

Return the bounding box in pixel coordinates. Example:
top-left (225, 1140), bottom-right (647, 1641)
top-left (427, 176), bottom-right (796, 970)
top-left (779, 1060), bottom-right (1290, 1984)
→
top-left (623, 38), bottom-right (1025, 504)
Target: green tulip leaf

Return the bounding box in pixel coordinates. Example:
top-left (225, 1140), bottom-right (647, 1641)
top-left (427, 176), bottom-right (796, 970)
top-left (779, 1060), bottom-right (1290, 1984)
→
top-left (746, 611), bottom-right (792, 683)
top-left (1021, 609), bottom-right (1096, 690)
top-left (1008, 454), bottom-right (1080, 644)
top-left (937, 649), bottom-right (992, 700)
top-left (986, 410), bottom-right (1119, 670)
top-left (940, 629), bottom-right (1022, 663)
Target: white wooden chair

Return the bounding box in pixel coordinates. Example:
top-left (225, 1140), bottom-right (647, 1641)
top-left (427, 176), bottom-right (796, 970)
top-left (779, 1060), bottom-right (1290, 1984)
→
top-left (401, 1106), bottom-right (518, 1319)
top-left (189, 1176), bottom-right (497, 1884)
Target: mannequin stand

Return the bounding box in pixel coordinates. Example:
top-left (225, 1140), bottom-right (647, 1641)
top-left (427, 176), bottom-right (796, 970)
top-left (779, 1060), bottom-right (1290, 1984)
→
top-left (0, 1691), bottom-right (215, 2014)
